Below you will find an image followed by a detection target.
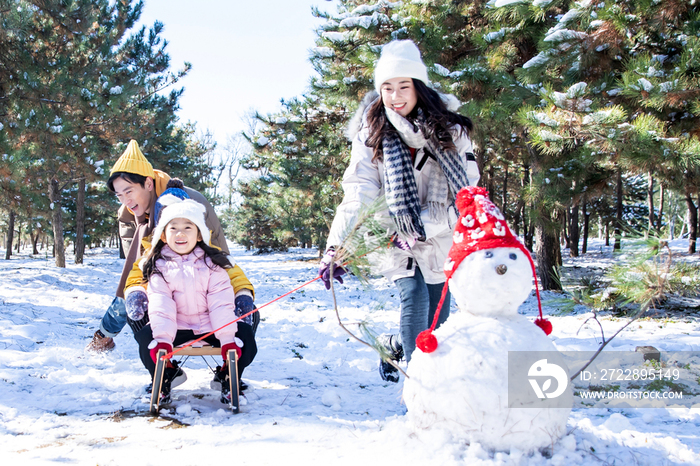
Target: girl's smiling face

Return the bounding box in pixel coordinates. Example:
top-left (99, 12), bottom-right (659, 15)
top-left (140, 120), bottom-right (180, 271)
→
top-left (163, 217), bottom-right (202, 255)
top-left (380, 77), bottom-right (418, 117)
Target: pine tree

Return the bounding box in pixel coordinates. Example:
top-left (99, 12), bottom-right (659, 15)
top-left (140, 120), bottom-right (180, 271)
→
top-left (510, 0), bottom-right (700, 253)
top-left (229, 96), bottom-right (349, 253)
top-left (0, 0), bottom-right (193, 264)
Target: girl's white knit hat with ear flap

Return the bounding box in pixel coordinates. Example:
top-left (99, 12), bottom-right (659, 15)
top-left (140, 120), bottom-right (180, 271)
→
top-left (151, 198), bottom-right (210, 248)
top-left (374, 40), bottom-right (429, 93)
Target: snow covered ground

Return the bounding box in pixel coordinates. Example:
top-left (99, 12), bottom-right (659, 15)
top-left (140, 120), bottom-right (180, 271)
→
top-left (0, 239), bottom-right (699, 465)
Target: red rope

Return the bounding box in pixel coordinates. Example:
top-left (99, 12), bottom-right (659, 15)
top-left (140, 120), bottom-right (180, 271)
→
top-left (162, 275), bottom-right (322, 360)
top-left (162, 240), bottom-right (393, 360)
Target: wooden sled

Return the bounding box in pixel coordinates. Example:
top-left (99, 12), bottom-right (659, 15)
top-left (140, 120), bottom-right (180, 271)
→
top-left (150, 344), bottom-right (240, 414)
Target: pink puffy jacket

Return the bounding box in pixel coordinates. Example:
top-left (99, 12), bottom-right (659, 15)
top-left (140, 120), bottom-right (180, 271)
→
top-left (148, 245), bottom-right (238, 346)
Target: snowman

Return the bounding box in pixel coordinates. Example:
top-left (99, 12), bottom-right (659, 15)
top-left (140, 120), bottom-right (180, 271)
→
top-left (403, 186), bottom-right (573, 453)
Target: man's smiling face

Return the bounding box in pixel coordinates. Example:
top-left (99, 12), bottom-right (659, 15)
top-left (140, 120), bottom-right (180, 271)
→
top-left (112, 176), bottom-right (154, 217)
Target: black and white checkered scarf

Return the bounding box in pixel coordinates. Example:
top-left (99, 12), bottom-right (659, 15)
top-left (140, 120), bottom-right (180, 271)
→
top-left (383, 116), bottom-right (471, 241)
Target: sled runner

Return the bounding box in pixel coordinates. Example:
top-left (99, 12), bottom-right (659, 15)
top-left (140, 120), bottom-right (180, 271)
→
top-left (150, 344), bottom-right (240, 414)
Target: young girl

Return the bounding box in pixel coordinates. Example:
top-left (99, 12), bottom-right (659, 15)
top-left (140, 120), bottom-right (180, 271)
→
top-left (319, 40), bottom-right (480, 382)
top-left (134, 197), bottom-right (257, 403)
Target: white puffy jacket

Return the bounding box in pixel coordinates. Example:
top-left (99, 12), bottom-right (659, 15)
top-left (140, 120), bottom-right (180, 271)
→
top-left (327, 103), bottom-right (480, 285)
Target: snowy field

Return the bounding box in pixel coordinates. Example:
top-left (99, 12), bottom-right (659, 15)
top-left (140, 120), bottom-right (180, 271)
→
top-left (0, 239), bottom-right (699, 465)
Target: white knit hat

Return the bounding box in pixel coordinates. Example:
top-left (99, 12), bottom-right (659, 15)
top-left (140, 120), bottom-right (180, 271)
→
top-left (152, 198), bottom-right (210, 248)
top-left (374, 40), bottom-right (429, 93)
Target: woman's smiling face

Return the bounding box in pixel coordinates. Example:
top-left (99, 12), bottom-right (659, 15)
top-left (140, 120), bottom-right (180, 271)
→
top-left (380, 77), bottom-right (417, 117)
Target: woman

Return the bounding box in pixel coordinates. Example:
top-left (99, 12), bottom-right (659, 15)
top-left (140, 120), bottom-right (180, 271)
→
top-left (319, 40), bottom-right (480, 382)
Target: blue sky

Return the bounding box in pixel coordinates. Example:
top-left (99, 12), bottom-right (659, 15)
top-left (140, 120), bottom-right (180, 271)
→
top-left (137, 0), bottom-right (337, 145)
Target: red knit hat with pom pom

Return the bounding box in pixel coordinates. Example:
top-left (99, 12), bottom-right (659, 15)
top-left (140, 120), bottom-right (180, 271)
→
top-left (416, 187), bottom-right (551, 354)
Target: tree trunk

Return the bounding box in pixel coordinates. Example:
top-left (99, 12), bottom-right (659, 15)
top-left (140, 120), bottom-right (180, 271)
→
top-left (685, 192), bottom-right (697, 254)
top-left (49, 179), bottom-right (66, 268)
top-left (562, 210), bottom-right (570, 249)
top-left (582, 200), bottom-right (590, 254)
top-left (647, 171), bottom-right (655, 238)
top-left (525, 222), bottom-right (534, 252)
top-left (228, 164), bottom-right (233, 209)
top-left (5, 210), bottom-right (15, 260)
top-left (15, 217), bottom-right (21, 253)
top-left (515, 163), bottom-right (530, 238)
top-left (535, 220), bottom-right (563, 291)
top-left (657, 183), bottom-right (665, 234)
top-left (75, 178), bottom-right (86, 264)
top-left (527, 142), bottom-right (561, 290)
top-left (513, 203), bottom-right (521, 236)
top-left (605, 221), bottom-right (610, 246)
top-left (569, 204), bottom-right (580, 257)
top-left (679, 210), bottom-right (687, 240)
top-left (669, 213), bottom-right (675, 240)
top-left (31, 230), bottom-right (39, 255)
top-left (614, 167), bottom-right (623, 250)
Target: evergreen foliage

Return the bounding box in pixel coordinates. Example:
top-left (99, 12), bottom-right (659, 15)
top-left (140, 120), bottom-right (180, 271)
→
top-left (4, 0), bottom-right (698, 284)
top-left (0, 0), bottom-right (214, 264)
top-left (232, 0), bottom-right (699, 294)
top-left (226, 96), bottom-right (350, 254)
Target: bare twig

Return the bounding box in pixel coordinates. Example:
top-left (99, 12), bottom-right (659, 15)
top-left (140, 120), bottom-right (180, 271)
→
top-left (577, 313), bottom-right (605, 341)
top-left (329, 261), bottom-right (409, 379)
top-left (570, 315), bottom-right (642, 381)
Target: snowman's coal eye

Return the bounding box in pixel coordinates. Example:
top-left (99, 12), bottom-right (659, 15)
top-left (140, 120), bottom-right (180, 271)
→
top-left (509, 253), bottom-right (517, 260)
top-left (485, 251), bottom-right (493, 258)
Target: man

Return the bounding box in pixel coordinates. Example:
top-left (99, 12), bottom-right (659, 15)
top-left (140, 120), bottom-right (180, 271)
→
top-left (86, 140), bottom-right (255, 352)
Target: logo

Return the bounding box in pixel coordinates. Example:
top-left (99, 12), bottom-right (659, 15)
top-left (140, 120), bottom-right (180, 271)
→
top-left (527, 358), bottom-right (568, 399)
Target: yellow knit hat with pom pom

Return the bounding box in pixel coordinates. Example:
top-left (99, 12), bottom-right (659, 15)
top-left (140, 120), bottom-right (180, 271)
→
top-left (109, 140), bottom-right (155, 178)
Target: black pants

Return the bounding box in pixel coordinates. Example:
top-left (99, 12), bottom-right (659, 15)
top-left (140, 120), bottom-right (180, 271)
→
top-left (135, 322), bottom-right (257, 380)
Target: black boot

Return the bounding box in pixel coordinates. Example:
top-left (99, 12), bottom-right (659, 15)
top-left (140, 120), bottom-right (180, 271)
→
top-left (377, 333), bottom-right (403, 383)
top-left (157, 360), bottom-right (187, 403)
top-left (213, 364), bottom-right (244, 404)
top-left (211, 365), bottom-right (247, 394)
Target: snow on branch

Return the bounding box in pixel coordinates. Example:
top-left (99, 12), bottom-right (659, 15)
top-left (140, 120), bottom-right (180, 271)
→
top-left (523, 51), bottom-right (550, 69)
top-left (533, 0), bottom-right (554, 7)
top-left (566, 82), bottom-right (588, 98)
top-left (493, 0), bottom-right (530, 7)
top-left (339, 12), bottom-right (390, 29)
top-left (311, 47), bottom-right (335, 58)
top-left (529, 112), bottom-right (559, 127)
top-left (484, 27), bottom-right (517, 44)
top-left (544, 29), bottom-right (588, 43)
top-left (322, 31), bottom-right (350, 43)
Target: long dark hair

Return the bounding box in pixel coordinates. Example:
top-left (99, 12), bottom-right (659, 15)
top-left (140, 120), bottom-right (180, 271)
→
top-left (141, 238), bottom-right (232, 284)
top-left (365, 79), bottom-right (474, 162)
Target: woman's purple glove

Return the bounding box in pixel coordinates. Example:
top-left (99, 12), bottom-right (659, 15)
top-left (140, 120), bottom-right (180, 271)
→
top-left (125, 289), bottom-right (148, 321)
top-left (391, 234), bottom-right (416, 251)
top-left (318, 247), bottom-right (346, 290)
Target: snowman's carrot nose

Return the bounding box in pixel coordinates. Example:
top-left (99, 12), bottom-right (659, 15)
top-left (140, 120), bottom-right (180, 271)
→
top-left (496, 264), bottom-right (507, 275)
